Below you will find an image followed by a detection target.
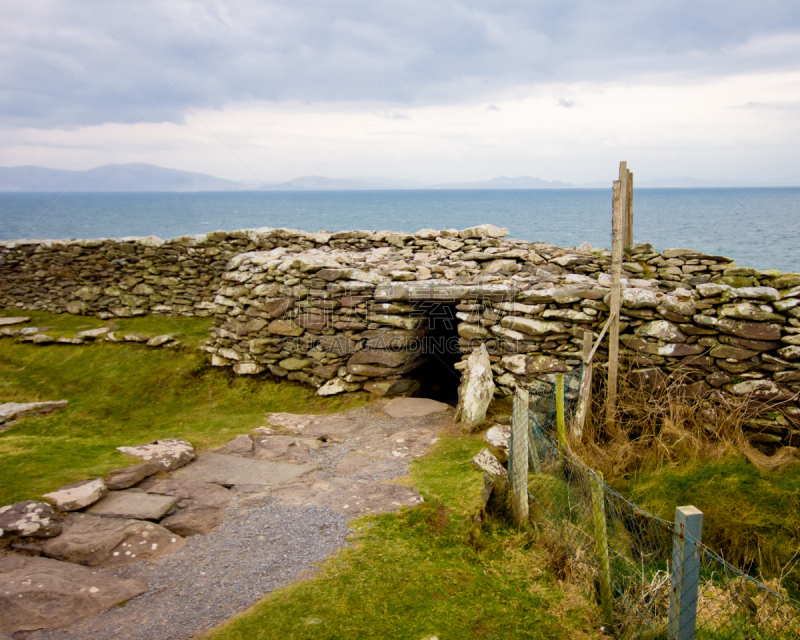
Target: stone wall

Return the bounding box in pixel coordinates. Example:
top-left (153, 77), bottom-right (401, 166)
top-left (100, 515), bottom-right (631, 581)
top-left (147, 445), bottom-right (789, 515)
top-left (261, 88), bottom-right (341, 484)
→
top-left (2, 224), bottom-right (800, 447)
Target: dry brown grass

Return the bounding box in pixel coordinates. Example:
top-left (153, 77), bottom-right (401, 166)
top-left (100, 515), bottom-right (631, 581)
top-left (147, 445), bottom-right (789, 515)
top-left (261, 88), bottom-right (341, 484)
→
top-left (572, 369), bottom-right (800, 481)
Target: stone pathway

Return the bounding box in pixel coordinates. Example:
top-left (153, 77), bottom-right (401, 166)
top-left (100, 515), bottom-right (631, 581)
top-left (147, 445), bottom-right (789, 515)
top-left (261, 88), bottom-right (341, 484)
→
top-left (1, 397), bottom-right (453, 638)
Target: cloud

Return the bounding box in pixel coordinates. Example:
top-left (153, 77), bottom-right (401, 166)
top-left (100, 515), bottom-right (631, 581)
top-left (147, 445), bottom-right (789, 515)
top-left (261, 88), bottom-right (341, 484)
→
top-left (1, 0), bottom-right (800, 130)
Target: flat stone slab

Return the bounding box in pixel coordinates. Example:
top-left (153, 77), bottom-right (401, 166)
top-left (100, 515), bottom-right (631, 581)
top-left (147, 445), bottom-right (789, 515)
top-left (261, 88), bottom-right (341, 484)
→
top-left (117, 438), bottom-right (195, 471)
top-left (0, 400), bottom-right (68, 426)
top-left (0, 316), bottom-right (30, 326)
top-left (270, 476), bottom-right (424, 516)
top-left (43, 478), bottom-right (107, 512)
top-left (170, 453), bottom-right (314, 487)
top-left (85, 491), bottom-right (180, 521)
top-left (265, 412), bottom-right (372, 438)
top-left (382, 397), bottom-right (451, 418)
top-left (41, 513), bottom-right (184, 568)
top-left (0, 555), bottom-right (147, 633)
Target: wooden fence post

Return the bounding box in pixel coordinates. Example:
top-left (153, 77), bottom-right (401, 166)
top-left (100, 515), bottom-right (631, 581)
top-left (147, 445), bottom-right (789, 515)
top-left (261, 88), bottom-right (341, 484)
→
top-left (555, 373), bottom-right (567, 452)
top-left (669, 506), bottom-right (703, 640)
top-left (590, 471), bottom-right (614, 628)
top-left (522, 386), bottom-right (542, 474)
top-left (574, 330), bottom-right (593, 437)
top-left (510, 388), bottom-right (530, 525)
top-left (625, 169), bottom-right (634, 249)
top-left (606, 162), bottom-right (626, 431)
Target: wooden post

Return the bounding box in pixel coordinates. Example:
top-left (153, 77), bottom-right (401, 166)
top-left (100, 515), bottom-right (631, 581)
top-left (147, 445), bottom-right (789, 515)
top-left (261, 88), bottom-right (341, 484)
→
top-left (606, 163), bottom-right (626, 431)
top-left (555, 373), bottom-right (567, 452)
top-left (590, 471), bottom-right (614, 628)
top-left (574, 330), bottom-right (593, 437)
top-left (669, 506), bottom-right (703, 640)
top-left (625, 170), bottom-right (634, 249)
top-left (510, 388), bottom-right (530, 525)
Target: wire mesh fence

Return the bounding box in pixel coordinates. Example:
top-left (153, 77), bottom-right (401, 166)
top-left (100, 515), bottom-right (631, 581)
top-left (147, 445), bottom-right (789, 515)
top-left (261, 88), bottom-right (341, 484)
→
top-left (508, 368), bottom-right (800, 639)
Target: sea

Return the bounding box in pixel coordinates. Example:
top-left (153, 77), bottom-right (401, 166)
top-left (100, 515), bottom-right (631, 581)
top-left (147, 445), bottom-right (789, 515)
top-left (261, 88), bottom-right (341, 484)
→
top-left (0, 188), bottom-right (798, 273)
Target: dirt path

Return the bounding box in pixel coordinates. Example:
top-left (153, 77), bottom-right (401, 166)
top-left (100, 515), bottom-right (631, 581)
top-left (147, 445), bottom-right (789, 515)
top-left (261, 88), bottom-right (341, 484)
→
top-left (12, 398), bottom-right (454, 640)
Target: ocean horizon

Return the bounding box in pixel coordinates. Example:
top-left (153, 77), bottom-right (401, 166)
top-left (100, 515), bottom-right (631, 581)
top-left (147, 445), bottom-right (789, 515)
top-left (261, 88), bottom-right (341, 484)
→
top-left (1, 187), bottom-right (798, 273)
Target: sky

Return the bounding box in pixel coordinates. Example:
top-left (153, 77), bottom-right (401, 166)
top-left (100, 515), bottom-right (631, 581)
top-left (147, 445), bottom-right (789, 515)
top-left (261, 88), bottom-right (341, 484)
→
top-left (1, 0), bottom-right (800, 186)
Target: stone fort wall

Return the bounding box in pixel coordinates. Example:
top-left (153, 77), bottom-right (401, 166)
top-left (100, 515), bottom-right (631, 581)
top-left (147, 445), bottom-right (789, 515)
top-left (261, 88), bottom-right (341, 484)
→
top-left (2, 224), bottom-right (800, 448)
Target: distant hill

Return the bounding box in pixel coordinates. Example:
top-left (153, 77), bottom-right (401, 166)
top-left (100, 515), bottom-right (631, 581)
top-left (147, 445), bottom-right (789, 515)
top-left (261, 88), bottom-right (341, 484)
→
top-left (429, 176), bottom-right (574, 189)
top-left (0, 163), bottom-right (250, 192)
top-left (261, 176), bottom-right (426, 190)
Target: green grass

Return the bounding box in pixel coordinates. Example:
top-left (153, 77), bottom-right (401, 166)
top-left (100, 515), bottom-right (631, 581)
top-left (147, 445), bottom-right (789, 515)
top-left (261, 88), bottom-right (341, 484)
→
top-left (0, 310), bottom-right (368, 505)
top-left (621, 455), bottom-right (800, 595)
top-left (200, 436), bottom-right (602, 640)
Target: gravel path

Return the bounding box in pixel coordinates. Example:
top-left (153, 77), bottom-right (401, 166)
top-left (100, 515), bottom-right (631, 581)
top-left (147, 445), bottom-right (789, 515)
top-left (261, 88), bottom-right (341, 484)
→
top-left (19, 497), bottom-right (352, 640)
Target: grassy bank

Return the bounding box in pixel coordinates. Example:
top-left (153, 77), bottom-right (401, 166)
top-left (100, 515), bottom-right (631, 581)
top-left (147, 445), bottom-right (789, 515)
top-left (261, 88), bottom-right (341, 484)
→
top-left (0, 310), bottom-right (367, 505)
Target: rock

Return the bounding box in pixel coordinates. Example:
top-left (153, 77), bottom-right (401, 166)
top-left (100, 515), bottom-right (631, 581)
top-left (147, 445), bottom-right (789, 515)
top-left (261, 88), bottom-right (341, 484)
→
top-left (212, 434), bottom-right (254, 456)
top-left (709, 345), bottom-right (759, 360)
top-left (317, 378), bottom-right (362, 396)
top-left (363, 379), bottom-right (420, 397)
top-left (43, 479), bottom-right (107, 512)
top-left (635, 320), bottom-right (687, 343)
top-left (0, 556), bottom-right (148, 633)
top-left (720, 302), bottom-right (785, 323)
top-left (500, 354), bottom-right (568, 375)
top-left (146, 333), bottom-right (178, 347)
top-left (469, 448), bottom-right (508, 479)
top-left (267, 319), bottom-right (304, 336)
top-left (85, 491), bottom-right (180, 521)
top-left (103, 463), bottom-right (159, 490)
top-left (457, 323), bottom-right (493, 340)
top-left (485, 425), bottom-right (510, 451)
top-left (252, 435), bottom-right (320, 463)
top-left (0, 400), bottom-right (68, 425)
top-left (619, 288), bottom-right (659, 308)
top-left (0, 501), bottom-right (61, 538)
top-left (317, 334), bottom-right (358, 354)
top-left (715, 318), bottom-right (782, 341)
top-left (117, 438), bottom-right (195, 471)
top-left (455, 344), bottom-right (495, 432)
top-left (500, 316), bottom-right (566, 336)
top-left (137, 478), bottom-right (233, 537)
top-left (458, 224), bottom-right (509, 239)
top-left (725, 379), bottom-right (790, 401)
top-left (382, 397), bottom-right (451, 418)
top-left (170, 452), bottom-right (314, 487)
top-left (233, 362), bottom-right (265, 375)
top-left (778, 345), bottom-right (800, 360)
top-left (0, 316), bottom-right (30, 326)
top-left (628, 368), bottom-right (668, 393)
top-left (346, 359), bottom-right (427, 378)
top-left (41, 513), bottom-right (184, 567)
top-left (366, 313), bottom-right (425, 330)
top-left (736, 286), bottom-right (780, 301)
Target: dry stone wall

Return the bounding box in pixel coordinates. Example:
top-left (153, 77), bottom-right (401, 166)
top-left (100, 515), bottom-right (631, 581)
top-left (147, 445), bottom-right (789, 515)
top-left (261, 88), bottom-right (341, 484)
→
top-left (2, 224), bottom-right (800, 448)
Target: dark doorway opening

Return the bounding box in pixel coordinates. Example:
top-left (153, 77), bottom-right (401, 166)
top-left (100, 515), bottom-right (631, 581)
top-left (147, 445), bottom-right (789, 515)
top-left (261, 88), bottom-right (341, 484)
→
top-left (412, 302), bottom-right (462, 406)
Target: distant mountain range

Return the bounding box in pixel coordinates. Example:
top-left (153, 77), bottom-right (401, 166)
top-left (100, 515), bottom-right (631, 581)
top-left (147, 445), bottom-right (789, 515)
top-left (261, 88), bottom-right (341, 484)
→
top-left (0, 163), bottom-right (248, 192)
top-left (0, 162), bottom-right (780, 192)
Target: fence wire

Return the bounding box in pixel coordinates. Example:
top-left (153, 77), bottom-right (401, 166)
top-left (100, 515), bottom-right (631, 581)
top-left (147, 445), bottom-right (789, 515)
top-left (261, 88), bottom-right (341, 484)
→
top-left (508, 367), bottom-right (800, 639)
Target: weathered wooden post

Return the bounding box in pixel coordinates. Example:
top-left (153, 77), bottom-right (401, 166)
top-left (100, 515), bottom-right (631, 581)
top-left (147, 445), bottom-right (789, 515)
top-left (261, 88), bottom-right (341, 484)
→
top-left (574, 330), bottom-right (594, 437)
top-left (606, 162), bottom-right (626, 430)
top-left (510, 388), bottom-right (530, 525)
top-left (555, 373), bottom-right (567, 452)
top-left (669, 506), bottom-right (704, 640)
top-left (624, 169), bottom-right (634, 249)
top-left (520, 386), bottom-right (541, 474)
top-left (590, 471), bottom-right (614, 628)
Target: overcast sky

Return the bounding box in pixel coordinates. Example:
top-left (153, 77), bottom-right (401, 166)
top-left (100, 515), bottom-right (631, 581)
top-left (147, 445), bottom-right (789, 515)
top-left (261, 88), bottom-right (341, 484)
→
top-left (2, 0), bottom-right (800, 185)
